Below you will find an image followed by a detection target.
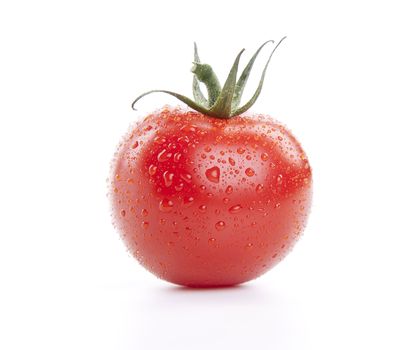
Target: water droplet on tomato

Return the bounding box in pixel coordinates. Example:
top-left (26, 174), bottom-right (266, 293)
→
top-left (204, 146), bottom-right (211, 152)
top-left (148, 164), bottom-right (157, 176)
top-left (208, 237), bottom-right (216, 244)
top-left (277, 174), bottom-right (283, 184)
top-left (159, 198), bottom-right (174, 212)
top-left (198, 205), bottom-right (207, 212)
top-left (237, 147), bottom-right (245, 154)
top-left (256, 184), bottom-right (264, 193)
top-left (154, 136), bottom-right (167, 144)
top-left (180, 172), bottom-right (192, 183)
top-left (245, 168), bottom-right (255, 177)
top-left (183, 196), bottom-right (194, 207)
top-left (205, 166), bottom-right (220, 183)
top-left (261, 152), bottom-right (269, 161)
top-left (229, 204), bottom-right (243, 214)
top-left (215, 221), bottom-right (226, 231)
top-left (245, 242), bottom-right (253, 249)
top-left (163, 171), bottom-right (174, 187)
top-left (275, 203), bottom-right (281, 209)
top-left (173, 152), bottom-right (182, 162)
top-left (141, 221), bottom-right (149, 229)
top-left (131, 141), bottom-right (139, 149)
top-left (174, 183), bottom-right (184, 191)
top-left (228, 157), bottom-right (236, 166)
top-left (157, 149), bottom-right (172, 162)
top-left (141, 209), bottom-right (148, 217)
top-left (225, 185), bottom-right (233, 194)
top-left (120, 209), bottom-right (126, 217)
top-left (246, 155), bottom-right (252, 160)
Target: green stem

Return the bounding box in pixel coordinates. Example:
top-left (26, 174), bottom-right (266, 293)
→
top-left (191, 63), bottom-right (221, 107)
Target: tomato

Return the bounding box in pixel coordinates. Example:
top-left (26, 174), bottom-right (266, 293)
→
top-left (110, 39), bottom-right (312, 287)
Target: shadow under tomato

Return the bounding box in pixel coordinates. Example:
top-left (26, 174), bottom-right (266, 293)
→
top-left (116, 281), bottom-right (307, 350)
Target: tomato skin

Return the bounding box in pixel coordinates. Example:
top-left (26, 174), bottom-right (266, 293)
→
top-left (110, 106), bottom-right (312, 287)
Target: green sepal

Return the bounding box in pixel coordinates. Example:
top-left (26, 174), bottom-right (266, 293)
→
top-left (232, 40), bottom-right (274, 110)
top-left (208, 49), bottom-right (245, 118)
top-left (231, 37), bottom-right (286, 117)
top-left (131, 38), bottom-right (286, 119)
top-left (131, 89), bottom-right (214, 116)
top-left (192, 42), bottom-right (209, 107)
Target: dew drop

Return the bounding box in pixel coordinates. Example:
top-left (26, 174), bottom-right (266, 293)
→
top-left (141, 221), bottom-right (149, 230)
top-left (154, 136), bottom-right (167, 144)
top-left (183, 196), bottom-right (194, 207)
top-left (198, 204), bottom-right (207, 213)
top-left (148, 164), bottom-right (157, 176)
top-left (215, 221), bottom-right (226, 231)
top-left (225, 185), bottom-right (233, 194)
top-left (204, 146), bottom-right (212, 152)
top-left (245, 168), bottom-right (255, 177)
top-left (163, 171), bottom-right (174, 187)
top-left (275, 203), bottom-right (281, 209)
top-left (229, 204), bottom-right (243, 214)
top-left (120, 209), bottom-right (126, 217)
top-left (245, 242), bottom-right (253, 249)
top-left (277, 174), bottom-right (283, 184)
top-left (141, 209), bottom-right (148, 217)
top-left (205, 166), bottom-right (220, 183)
top-left (174, 152), bottom-right (182, 162)
top-left (131, 141), bottom-right (139, 149)
top-left (256, 184), bottom-right (264, 193)
top-left (180, 172), bottom-right (192, 183)
top-left (208, 237), bottom-right (216, 244)
top-left (261, 152), bottom-right (269, 161)
top-left (174, 183), bottom-right (184, 191)
top-left (157, 149), bottom-right (172, 162)
top-left (246, 155), bottom-right (252, 160)
top-left (228, 157), bottom-right (236, 166)
top-left (159, 198), bottom-right (174, 212)
top-left (237, 147), bottom-right (245, 154)
top-left (223, 198), bottom-right (229, 204)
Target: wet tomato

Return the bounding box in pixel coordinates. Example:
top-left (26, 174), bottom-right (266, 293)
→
top-left (110, 40), bottom-right (312, 286)
top-left (110, 107), bottom-right (312, 286)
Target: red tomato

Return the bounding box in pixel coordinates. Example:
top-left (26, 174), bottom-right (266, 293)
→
top-left (110, 106), bottom-right (312, 286)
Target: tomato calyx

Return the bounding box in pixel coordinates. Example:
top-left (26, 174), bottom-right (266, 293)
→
top-left (132, 37), bottom-right (287, 119)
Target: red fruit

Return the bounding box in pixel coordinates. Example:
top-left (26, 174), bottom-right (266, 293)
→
top-left (110, 39), bottom-right (312, 287)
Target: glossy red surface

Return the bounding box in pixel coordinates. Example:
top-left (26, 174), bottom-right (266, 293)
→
top-left (111, 106), bottom-right (312, 286)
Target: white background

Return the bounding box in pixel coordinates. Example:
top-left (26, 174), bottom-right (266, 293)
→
top-left (1, 0), bottom-right (419, 349)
